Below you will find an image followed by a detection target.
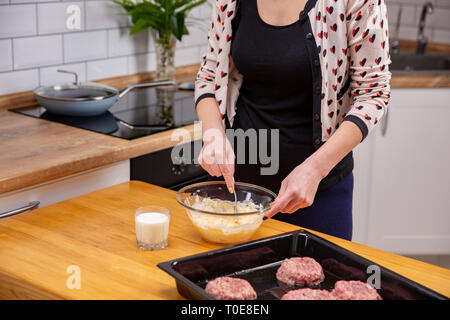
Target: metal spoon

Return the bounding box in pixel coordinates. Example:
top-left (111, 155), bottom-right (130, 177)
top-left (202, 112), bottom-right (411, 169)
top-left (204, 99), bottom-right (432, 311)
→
top-left (229, 177), bottom-right (237, 213)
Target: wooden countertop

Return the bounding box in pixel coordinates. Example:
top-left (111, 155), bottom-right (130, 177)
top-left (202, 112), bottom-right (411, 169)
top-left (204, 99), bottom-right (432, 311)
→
top-left (1, 62), bottom-right (449, 195)
top-left (0, 181), bottom-right (448, 300)
top-left (390, 40), bottom-right (450, 88)
top-left (0, 109), bottom-right (198, 195)
top-left (390, 73), bottom-right (450, 88)
top-left (0, 65), bottom-right (201, 195)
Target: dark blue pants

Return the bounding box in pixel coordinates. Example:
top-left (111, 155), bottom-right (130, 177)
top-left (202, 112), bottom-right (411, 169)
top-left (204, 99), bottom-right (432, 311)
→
top-left (208, 172), bottom-right (354, 241)
top-left (272, 173), bottom-right (354, 241)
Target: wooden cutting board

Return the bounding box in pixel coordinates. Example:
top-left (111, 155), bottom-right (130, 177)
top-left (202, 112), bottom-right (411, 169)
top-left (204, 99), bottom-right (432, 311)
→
top-left (0, 181), bottom-right (448, 299)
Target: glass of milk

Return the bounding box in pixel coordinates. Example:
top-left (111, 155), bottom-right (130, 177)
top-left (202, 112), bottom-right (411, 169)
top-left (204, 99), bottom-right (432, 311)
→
top-left (134, 206), bottom-right (170, 250)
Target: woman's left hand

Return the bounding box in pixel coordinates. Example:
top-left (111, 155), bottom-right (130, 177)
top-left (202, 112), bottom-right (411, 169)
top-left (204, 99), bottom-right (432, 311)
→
top-left (264, 161), bottom-right (324, 219)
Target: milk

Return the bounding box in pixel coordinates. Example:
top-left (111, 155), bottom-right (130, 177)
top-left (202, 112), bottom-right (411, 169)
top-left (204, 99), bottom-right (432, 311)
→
top-left (135, 212), bottom-right (170, 249)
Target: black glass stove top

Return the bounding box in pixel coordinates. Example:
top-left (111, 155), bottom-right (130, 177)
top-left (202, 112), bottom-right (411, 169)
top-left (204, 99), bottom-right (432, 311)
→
top-left (10, 86), bottom-right (197, 140)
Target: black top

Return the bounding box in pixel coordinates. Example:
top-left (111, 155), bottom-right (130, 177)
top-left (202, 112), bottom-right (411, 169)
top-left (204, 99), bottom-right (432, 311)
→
top-left (228, 0), bottom-right (353, 193)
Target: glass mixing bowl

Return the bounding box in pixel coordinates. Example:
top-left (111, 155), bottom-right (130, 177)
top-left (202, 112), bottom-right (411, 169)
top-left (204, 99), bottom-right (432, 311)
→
top-left (176, 181), bottom-right (277, 244)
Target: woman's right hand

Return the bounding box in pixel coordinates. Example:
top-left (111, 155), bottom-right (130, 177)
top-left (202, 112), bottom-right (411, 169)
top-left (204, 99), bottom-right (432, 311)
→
top-left (198, 126), bottom-right (236, 193)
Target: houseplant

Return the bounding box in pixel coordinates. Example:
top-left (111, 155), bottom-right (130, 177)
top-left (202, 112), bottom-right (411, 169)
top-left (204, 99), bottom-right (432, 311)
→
top-left (114, 0), bottom-right (207, 82)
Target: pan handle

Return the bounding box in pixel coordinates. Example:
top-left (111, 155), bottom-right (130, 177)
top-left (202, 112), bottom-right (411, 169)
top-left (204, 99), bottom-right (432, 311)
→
top-left (57, 69), bottom-right (79, 85)
top-left (118, 79), bottom-right (177, 100)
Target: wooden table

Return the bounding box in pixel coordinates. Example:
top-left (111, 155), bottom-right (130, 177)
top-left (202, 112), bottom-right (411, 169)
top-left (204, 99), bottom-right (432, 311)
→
top-left (0, 181), bottom-right (448, 299)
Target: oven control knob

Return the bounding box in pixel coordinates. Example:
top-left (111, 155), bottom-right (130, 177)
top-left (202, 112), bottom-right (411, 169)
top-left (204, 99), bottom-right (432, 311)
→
top-left (171, 157), bottom-right (186, 175)
top-left (172, 163), bottom-right (186, 175)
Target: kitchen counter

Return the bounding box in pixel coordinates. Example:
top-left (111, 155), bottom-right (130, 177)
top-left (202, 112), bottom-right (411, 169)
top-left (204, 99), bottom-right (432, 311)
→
top-left (0, 63), bottom-right (449, 195)
top-left (391, 73), bottom-right (450, 88)
top-left (0, 65), bottom-right (201, 195)
top-left (0, 109), bottom-right (198, 195)
top-left (390, 41), bottom-right (450, 88)
top-left (0, 180), bottom-right (448, 299)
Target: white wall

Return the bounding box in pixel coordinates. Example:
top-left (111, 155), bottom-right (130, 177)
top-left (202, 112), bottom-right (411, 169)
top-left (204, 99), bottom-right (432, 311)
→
top-left (0, 0), bottom-right (211, 95)
top-left (1, 0), bottom-right (449, 95)
top-left (388, 0), bottom-right (450, 45)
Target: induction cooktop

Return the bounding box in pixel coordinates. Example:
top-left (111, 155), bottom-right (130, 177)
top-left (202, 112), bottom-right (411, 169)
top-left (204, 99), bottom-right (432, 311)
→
top-left (10, 86), bottom-right (197, 140)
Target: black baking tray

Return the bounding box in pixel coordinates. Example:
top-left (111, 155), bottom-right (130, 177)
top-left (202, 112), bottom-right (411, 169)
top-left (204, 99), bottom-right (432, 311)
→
top-left (157, 230), bottom-right (447, 300)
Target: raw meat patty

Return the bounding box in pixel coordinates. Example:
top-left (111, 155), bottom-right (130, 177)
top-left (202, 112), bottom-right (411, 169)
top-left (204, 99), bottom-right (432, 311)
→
top-left (332, 280), bottom-right (382, 300)
top-left (205, 276), bottom-right (257, 300)
top-left (276, 257), bottom-right (325, 286)
top-left (281, 288), bottom-right (335, 300)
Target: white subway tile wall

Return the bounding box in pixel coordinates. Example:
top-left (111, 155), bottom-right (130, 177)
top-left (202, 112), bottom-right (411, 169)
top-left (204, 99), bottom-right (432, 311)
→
top-left (85, 1), bottom-right (130, 30)
top-left (87, 56), bottom-right (128, 80)
top-left (127, 52), bottom-right (156, 75)
top-left (63, 30), bottom-right (108, 63)
top-left (108, 28), bottom-right (148, 57)
top-left (14, 35), bottom-right (63, 70)
top-left (433, 28), bottom-right (450, 45)
top-left (0, 69), bottom-right (39, 95)
top-left (175, 46), bottom-right (201, 68)
top-left (0, 40), bottom-right (13, 72)
top-left (388, 0), bottom-right (450, 44)
top-left (37, 2), bottom-right (85, 35)
top-left (10, 0), bottom-right (59, 3)
top-left (0, 0), bottom-right (212, 94)
top-left (39, 62), bottom-right (86, 86)
top-left (436, 0), bottom-right (450, 9)
top-left (0, 4), bottom-right (37, 39)
top-left (428, 6), bottom-right (450, 29)
top-left (1, 1), bottom-right (449, 95)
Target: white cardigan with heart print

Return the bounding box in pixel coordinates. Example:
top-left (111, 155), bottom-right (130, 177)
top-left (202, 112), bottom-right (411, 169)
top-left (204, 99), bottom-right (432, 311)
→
top-left (194, 0), bottom-right (391, 142)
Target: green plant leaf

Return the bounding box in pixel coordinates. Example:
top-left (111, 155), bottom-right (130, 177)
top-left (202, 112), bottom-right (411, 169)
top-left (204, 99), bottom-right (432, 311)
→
top-left (113, 0), bottom-right (135, 12)
top-left (169, 14), bottom-right (180, 40)
top-left (174, 0), bottom-right (193, 10)
top-left (113, 0), bottom-right (208, 42)
top-left (177, 0), bottom-right (206, 15)
top-left (182, 25), bottom-right (189, 35)
top-left (130, 18), bottom-right (150, 35)
top-left (176, 12), bottom-right (185, 38)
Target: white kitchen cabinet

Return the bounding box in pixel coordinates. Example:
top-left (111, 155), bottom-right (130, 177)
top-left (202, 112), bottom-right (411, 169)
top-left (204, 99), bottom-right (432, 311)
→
top-left (352, 129), bottom-right (376, 245)
top-left (0, 160), bottom-right (130, 217)
top-left (353, 88), bottom-right (450, 255)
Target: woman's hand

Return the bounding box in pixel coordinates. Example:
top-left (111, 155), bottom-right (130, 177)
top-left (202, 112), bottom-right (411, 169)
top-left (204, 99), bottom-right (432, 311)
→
top-left (263, 121), bottom-right (363, 219)
top-left (264, 160), bottom-right (324, 218)
top-left (196, 97), bottom-right (236, 193)
top-left (198, 126), bottom-right (236, 192)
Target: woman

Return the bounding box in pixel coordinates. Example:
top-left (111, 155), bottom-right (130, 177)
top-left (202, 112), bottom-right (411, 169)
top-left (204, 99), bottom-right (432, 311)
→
top-left (194, 0), bottom-right (391, 240)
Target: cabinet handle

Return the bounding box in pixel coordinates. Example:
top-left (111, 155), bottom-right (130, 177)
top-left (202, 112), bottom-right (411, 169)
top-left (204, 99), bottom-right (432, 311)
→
top-left (381, 108), bottom-right (389, 136)
top-left (0, 201), bottom-right (40, 219)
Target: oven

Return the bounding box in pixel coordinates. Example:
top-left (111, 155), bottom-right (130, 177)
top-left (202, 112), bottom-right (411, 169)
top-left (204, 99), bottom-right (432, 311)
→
top-left (131, 140), bottom-right (210, 190)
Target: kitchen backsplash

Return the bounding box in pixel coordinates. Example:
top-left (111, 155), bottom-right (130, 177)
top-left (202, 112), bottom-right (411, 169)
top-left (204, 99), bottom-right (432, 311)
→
top-left (388, 0), bottom-right (450, 45)
top-left (0, 0), bottom-right (211, 95)
top-left (0, 0), bottom-right (449, 96)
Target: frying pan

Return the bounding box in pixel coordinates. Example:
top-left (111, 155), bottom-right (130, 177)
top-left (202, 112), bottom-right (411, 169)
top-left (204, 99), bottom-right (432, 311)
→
top-left (34, 70), bottom-right (176, 117)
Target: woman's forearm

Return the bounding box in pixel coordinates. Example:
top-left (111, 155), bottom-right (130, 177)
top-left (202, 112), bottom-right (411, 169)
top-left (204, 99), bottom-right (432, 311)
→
top-left (196, 97), bottom-right (225, 135)
top-left (304, 121), bottom-right (363, 179)
top-left (264, 121), bottom-right (362, 217)
top-left (196, 97), bottom-right (236, 191)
